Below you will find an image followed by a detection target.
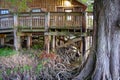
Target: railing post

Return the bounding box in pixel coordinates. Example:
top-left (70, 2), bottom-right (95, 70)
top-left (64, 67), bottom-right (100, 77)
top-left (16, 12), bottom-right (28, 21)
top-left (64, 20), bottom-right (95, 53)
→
top-left (30, 13), bottom-right (33, 29)
top-left (44, 12), bottom-right (50, 53)
top-left (82, 12), bottom-right (86, 32)
top-left (0, 38), bottom-right (5, 46)
top-left (45, 12), bottom-right (50, 32)
top-left (13, 14), bottom-right (21, 51)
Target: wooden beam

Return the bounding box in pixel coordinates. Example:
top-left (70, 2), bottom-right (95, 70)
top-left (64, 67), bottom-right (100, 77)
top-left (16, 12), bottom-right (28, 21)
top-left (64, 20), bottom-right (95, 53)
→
top-left (17, 32), bottom-right (32, 37)
top-left (4, 44), bottom-right (14, 48)
top-left (0, 34), bottom-right (6, 38)
top-left (57, 37), bottom-right (82, 48)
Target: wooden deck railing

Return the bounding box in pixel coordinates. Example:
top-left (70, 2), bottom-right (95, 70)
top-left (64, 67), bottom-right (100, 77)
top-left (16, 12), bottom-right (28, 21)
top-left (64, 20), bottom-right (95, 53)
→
top-left (0, 12), bottom-right (84, 30)
top-left (86, 12), bottom-right (93, 29)
top-left (0, 14), bottom-right (14, 29)
top-left (50, 12), bottom-right (83, 28)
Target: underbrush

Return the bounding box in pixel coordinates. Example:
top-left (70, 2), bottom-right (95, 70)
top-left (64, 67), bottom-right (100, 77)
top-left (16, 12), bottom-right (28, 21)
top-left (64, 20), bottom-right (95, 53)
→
top-left (0, 47), bottom-right (82, 80)
top-left (0, 48), bottom-right (16, 57)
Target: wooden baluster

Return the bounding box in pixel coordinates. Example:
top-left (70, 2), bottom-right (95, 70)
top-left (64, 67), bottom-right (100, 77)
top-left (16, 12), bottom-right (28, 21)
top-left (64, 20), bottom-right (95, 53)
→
top-left (63, 15), bottom-right (65, 27)
top-left (35, 16), bottom-right (37, 27)
top-left (30, 14), bottom-right (32, 29)
top-left (8, 18), bottom-right (11, 28)
top-left (37, 16), bottom-right (38, 27)
top-left (26, 17), bottom-right (27, 27)
top-left (6, 19), bottom-right (8, 28)
top-left (37, 16), bottom-right (39, 27)
top-left (25, 17), bottom-right (27, 27)
top-left (24, 17), bottom-right (26, 27)
top-left (38, 16), bottom-right (40, 27)
top-left (34, 16), bottom-right (36, 27)
top-left (41, 15), bottom-right (42, 26)
top-left (23, 17), bottom-right (24, 27)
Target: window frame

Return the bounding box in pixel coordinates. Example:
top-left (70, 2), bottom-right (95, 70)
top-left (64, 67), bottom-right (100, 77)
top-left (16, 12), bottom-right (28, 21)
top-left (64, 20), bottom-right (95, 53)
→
top-left (0, 9), bottom-right (9, 15)
top-left (31, 8), bottom-right (42, 13)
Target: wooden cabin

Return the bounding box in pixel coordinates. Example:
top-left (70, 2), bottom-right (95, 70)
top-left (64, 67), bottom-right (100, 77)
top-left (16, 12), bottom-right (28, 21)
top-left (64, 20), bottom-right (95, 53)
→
top-left (0, 0), bottom-right (87, 53)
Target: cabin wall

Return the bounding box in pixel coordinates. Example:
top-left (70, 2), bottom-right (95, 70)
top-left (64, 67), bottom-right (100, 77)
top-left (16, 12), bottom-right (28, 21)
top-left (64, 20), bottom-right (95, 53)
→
top-left (0, 0), bottom-right (86, 12)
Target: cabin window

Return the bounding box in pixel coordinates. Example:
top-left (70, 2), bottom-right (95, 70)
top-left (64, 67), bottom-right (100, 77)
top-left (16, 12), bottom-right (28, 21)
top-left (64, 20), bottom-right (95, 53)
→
top-left (66, 16), bottom-right (72, 21)
top-left (31, 8), bottom-right (41, 12)
top-left (65, 9), bottom-right (72, 21)
top-left (0, 9), bottom-right (9, 14)
top-left (64, 9), bottom-right (72, 13)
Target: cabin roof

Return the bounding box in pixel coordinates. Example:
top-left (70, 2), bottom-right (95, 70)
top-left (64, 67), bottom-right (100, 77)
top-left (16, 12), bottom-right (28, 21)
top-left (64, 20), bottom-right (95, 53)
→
top-left (75, 0), bottom-right (87, 10)
top-left (0, 0), bottom-right (87, 11)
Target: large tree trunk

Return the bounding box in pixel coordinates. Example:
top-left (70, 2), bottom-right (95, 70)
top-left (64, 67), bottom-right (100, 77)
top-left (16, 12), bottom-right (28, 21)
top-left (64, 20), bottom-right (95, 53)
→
top-left (73, 0), bottom-right (120, 80)
top-left (93, 0), bottom-right (120, 80)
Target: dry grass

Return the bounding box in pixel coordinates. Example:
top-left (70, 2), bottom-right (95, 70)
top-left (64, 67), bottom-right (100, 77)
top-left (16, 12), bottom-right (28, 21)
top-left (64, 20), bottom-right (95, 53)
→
top-left (0, 53), bottom-right (37, 69)
top-left (0, 47), bottom-right (82, 80)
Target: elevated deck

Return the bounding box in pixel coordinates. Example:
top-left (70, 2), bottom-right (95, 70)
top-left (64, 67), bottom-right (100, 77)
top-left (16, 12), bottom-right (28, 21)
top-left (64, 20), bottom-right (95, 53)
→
top-left (0, 12), bottom-right (85, 34)
top-left (0, 12), bottom-right (93, 53)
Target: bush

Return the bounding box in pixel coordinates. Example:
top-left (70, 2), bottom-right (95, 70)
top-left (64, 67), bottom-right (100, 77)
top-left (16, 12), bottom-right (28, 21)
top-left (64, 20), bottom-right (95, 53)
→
top-left (0, 48), bottom-right (16, 57)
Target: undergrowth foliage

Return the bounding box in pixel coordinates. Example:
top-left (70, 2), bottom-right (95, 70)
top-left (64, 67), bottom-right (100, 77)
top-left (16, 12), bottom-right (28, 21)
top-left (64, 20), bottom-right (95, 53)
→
top-left (0, 46), bottom-right (82, 80)
top-left (0, 48), bottom-right (16, 57)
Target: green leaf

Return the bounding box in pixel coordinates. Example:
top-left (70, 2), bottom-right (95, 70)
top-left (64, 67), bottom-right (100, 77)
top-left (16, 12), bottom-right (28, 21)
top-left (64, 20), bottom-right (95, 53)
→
top-left (5, 0), bottom-right (32, 13)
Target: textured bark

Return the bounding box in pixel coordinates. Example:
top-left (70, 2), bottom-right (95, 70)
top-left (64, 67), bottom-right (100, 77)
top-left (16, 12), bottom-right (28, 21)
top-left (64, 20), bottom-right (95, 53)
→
top-left (73, 0), bottom-right (120, 80)
top-left (73, 52), bottom-right (95, 80)
top-left (92, 0), bottom-right (120, 80)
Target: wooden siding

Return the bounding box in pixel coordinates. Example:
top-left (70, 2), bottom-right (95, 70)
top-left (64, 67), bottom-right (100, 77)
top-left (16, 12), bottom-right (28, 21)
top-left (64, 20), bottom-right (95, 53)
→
top-left (0, 0), bottom-right (86, 12)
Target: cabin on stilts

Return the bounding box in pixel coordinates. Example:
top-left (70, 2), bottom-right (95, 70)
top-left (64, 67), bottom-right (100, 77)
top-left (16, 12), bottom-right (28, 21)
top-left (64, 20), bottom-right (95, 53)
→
top-left (0, 0), bottom-right (92, 54)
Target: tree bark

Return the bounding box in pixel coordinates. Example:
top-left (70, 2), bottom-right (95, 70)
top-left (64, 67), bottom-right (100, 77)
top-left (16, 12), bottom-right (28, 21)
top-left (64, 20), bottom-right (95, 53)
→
top-left (73, 0), bottom-right (120, 80)
top-left (92, 0), bottom-right (120, 80)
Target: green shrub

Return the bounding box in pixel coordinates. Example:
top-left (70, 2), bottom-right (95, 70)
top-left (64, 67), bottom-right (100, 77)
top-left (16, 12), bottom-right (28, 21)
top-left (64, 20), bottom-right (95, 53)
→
top-left (0, 48), bottom-right (16, 57)
top-left (19, 65), bottom-right (32, 72)
top-left (36, 63), bottom-right (43, 73)
top-left (32, 44), bottom-right (43, 49)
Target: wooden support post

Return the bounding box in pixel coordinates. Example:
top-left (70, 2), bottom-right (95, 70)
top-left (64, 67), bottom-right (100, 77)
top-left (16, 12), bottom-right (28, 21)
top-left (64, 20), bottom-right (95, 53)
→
top-left (52, 35), bottom-right (55, 52)
top-left (44, 12), bottom-right (50, 53)
top-left (82, 37), bottom-right (86, 56)
top-left (14, 14), bottom-right (21, 51)
top-left (0, 38), bottom-right (5, 46)
top-left (0, 34), bottom-right (6, 46)
top-left (56, 36), bottom-right (59, 47)
top-left (60, 36), bottom-right (64, 45)
top-left (14, 33), bottom-right (21, 51)
top-left (27, 36), bottom-right (31, 49)
top-left (85, 36), bottom-right (92, 59)
top-left (44, 35), bottom-right (50, 53)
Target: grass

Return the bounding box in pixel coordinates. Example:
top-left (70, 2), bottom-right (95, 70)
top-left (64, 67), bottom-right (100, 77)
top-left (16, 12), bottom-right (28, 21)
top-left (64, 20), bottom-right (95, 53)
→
top-left (0, 48), bottom-right (16, 57)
